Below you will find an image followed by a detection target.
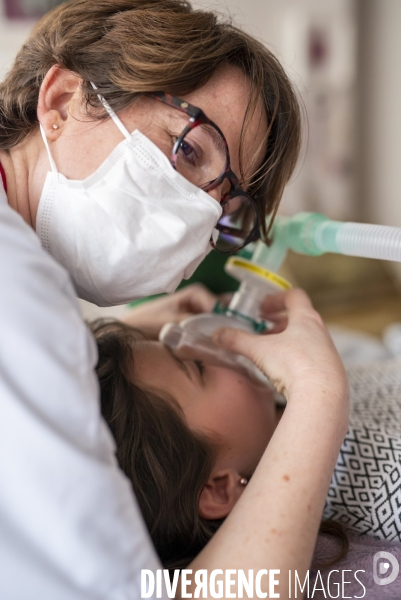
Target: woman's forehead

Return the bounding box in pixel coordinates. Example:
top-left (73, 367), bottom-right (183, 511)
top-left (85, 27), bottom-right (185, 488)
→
top-left (182, 65), bottom-right (268, 179)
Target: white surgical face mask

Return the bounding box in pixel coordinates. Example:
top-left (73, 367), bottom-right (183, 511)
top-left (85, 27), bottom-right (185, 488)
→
top-left (36, 101), bottom-right (222, 306)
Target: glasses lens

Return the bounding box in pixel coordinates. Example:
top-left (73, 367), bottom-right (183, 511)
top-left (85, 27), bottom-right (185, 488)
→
top-left (214, 195), bottom-right (258, 253)
top-left (174, 123), bottom-right (227, 189)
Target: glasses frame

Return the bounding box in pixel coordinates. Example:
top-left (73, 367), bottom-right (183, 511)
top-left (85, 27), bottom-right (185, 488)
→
top-left (150, 92), bottom-right (261, 253)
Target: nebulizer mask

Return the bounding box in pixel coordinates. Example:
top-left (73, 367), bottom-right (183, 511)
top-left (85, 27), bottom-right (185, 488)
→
top-left (160, 211), bottom-right (401, 391)
top-left (160, 250), bottom-right (290, 391)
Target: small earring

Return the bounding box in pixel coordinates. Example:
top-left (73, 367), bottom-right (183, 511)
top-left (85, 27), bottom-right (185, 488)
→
top-left (240, 478), bottom-right (248, 486)
top-left (52, 124), bottom-right (59, 130)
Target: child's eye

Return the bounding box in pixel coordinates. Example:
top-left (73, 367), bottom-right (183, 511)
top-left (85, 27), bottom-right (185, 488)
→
top-left (194, 360), bottom-right (205, 377)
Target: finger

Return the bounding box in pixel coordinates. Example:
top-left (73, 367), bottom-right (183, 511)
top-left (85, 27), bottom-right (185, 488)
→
top-left (284, 288), bottom-right (314, 312)
top-left (179, 284), bottom-right (217, 313)
top-left (263, 316), bottom-right (288, 334)
top-left (212, 327), bottom-right (263, 365)
top-left (217, 292), bottom-right (233, 307)
top-left (284, 289), bottom-right (326, 330)
top-left (260, 288), bottom-right (314, 318)
top-left (260, 291), bottom-right (288, 315)
top-left (260, 311), bottom-right (288, 334)
top-left (260, 309), bottom-right (287, 322)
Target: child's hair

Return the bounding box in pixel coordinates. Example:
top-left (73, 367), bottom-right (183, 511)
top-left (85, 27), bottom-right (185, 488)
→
top-left (0, 0), bottom-right (302, 237)
top-left (92, 318), bottom-right (222, 568)
top-left (91, 319), bottom-right (349, 570)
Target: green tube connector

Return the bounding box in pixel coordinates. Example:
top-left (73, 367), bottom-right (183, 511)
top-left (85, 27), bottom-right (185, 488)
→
top-left (251, 212), bottom-right (343, 272)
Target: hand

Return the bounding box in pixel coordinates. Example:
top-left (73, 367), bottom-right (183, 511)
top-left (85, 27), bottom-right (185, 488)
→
top-left (121, 284), bottom-right (217, 339)
top-left (213, 288), bottom-right (348, 400)
top-left (260, 292), bottom-right (290, 334)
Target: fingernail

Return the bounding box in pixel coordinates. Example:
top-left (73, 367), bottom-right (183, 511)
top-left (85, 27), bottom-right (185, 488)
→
top-left (212, 328), bottom-right (226, 345)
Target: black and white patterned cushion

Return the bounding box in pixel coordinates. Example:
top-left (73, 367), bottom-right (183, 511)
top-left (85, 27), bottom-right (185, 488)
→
top-left (323, 357), bottom-right (401, 541)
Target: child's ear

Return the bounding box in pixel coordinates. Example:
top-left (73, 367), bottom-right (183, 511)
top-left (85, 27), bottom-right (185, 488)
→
top-left (199, 468), bottom-right (246, 520)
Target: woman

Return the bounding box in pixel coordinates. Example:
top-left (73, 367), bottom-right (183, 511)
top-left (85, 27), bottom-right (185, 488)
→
top-left (0, 1), bottom-right (347, 599)
top-left (0, 0), bottom-right (301, 306)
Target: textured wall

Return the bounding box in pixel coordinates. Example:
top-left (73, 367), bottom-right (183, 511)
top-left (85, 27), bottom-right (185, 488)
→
top-left (359, 0), bottom-right (401, 226)
top-left (194, 0), bottom-right (359, 220)
top-left (0, 6), bottom-right (33, 80)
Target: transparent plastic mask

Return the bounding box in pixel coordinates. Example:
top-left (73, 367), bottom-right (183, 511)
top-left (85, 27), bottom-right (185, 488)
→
top-left (159, 318), bottom-right (272, 390)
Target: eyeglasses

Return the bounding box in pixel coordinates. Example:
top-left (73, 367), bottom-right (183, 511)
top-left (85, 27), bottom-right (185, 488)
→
top-left (151, 92), bottom-right (261, 254)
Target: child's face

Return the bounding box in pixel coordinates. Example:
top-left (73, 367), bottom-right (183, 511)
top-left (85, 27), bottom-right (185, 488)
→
top-left (133, 341), bottom-right (278, 477)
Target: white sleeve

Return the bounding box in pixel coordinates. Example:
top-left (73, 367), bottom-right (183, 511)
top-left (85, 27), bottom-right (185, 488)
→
top-left (0, 191), bottom-right (167, 600)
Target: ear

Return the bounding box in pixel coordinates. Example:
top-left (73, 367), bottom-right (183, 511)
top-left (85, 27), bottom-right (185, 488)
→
top-left (199, 468), bottom-right (246, 520)
top-left (37, 65), bottom-right (82, 139)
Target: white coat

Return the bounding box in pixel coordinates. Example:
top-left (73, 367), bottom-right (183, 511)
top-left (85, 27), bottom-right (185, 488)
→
top-left (0, 184), bottom-right (167, 599)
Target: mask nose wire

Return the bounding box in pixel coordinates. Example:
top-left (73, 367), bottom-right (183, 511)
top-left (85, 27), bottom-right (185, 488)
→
top-left (90, 82), bottom-right (131, 141)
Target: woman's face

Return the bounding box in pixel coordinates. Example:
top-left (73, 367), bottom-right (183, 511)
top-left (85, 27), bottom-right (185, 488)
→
top-left (28, 64), bottom-right (267, 223)
top-left (133, 340), bottom-right (278, 478)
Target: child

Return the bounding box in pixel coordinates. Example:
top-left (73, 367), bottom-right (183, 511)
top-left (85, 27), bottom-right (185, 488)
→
top-left (91, 288), bottom-right (355, 571)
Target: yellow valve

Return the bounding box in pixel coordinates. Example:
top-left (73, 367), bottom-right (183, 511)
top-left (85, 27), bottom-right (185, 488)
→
top-left (225, 257), bottom-right (292, 292)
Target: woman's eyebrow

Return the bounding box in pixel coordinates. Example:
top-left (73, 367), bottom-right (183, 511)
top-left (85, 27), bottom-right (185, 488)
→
top-left (168, 113), bottom-right (226, 160)
top-left (199, 124), bottom-right (226, 158)
top-left (165, 346), bottom-right (194, 382)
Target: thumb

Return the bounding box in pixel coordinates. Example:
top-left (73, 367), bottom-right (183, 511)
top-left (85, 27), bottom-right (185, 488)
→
top-left (212, 327), bottom-right (261, 363)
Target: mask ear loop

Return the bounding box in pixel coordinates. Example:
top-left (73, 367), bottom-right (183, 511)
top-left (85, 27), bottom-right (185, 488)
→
top-left (90, 82), bottom-right (131, 141)
top-left (40, 84), bottom-right (131, 173)
top-left (40, 125), bottom-right (58, 174)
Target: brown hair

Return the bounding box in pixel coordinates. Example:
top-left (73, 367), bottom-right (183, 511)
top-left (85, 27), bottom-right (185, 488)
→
top-left (91, 319), bottom-right (348, 570)
top-left (0, 0), bottom-right (301, 235)
top-left (92, 318), bottom-right (221, 568)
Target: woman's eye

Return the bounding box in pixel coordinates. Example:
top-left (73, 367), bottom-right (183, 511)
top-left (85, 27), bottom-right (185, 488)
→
top-left (194, 360), bottom-right (205, 377)
top-left (179, 139), bottom-right (198, 165)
